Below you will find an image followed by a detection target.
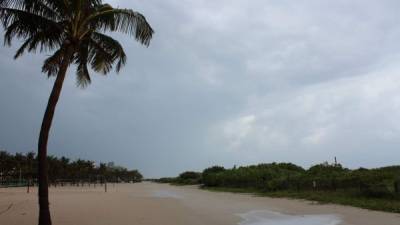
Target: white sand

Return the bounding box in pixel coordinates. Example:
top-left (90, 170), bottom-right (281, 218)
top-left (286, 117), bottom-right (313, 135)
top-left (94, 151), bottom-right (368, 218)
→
top-left (0, 182), bottom-right (399, 225)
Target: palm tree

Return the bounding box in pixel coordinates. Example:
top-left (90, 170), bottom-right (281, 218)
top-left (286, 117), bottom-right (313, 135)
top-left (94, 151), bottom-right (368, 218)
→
top-left (0, 1), bottom-right (153, 224)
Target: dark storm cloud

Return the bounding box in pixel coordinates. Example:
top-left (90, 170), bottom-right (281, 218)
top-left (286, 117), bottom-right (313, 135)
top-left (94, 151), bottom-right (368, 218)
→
top-left (1, 0), bottom-right (400, 177)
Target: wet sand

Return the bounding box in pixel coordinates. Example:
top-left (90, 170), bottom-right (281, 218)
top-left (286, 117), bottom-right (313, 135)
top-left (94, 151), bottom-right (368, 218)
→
top-left (0, 182), bottom-right (399, 225)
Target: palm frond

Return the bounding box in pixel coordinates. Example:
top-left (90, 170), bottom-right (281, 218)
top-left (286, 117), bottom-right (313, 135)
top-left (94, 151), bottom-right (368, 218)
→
top-left (42, 47), bottom-right (65, 76)
top-left (1, 7), bottom-right (62, 46)
top-left (88, 38), bottom-right (114, 74)
top-left (40, 0), bottom-right (69, 17)
top-left (0, 0), bottom-right (61, 21)
top-left (12, 28), bottom-right (63, 58)
top-left (13, 34), bottom-right (32, 58)
top-left (75, 41), bottom-right (91, 88)
top-left (76, 62), bottom-right (91, 88)
top-left (84, 6), bottom-right (154, 46)
top-left (91, 32), bottom-right (126, 72)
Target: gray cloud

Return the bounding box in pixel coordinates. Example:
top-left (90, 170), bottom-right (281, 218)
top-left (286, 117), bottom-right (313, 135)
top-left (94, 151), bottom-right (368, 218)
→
top-left (1, 0), bottom-right (400, 177)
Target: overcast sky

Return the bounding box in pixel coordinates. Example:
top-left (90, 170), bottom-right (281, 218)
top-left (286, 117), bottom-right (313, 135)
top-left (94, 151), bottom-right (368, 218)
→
top-left (1, 0), bottom-right (400, 177)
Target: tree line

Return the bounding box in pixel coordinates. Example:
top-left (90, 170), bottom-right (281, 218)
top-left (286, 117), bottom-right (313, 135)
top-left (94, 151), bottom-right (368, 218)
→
top-left (0, 150), bottom-right (142, 187)
top-left (157, 162), bottom-right (400, 199)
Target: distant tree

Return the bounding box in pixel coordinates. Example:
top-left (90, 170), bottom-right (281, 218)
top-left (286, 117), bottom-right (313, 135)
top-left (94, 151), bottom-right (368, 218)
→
top-left (203, 166), bottom-right (226, 175)
top-left (179, 171), bottom-right (201, 180)
top-left (0, 150), bottom-right (142, 186)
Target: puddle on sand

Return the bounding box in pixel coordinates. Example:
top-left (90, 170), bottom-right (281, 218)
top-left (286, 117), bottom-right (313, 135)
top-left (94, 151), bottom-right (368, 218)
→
top-left (151, 190), bottom-right (182, 199)
top-left (238, 210), bottom-right (341, 225)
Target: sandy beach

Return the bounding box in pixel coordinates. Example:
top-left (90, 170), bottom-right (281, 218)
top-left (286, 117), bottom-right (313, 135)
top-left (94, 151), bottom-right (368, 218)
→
top-left (0, 182), bottom-right (399, 225)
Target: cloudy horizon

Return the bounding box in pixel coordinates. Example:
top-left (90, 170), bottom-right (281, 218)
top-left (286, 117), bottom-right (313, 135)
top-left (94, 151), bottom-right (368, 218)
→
top-left (1, 0), bottom-right (400, 178)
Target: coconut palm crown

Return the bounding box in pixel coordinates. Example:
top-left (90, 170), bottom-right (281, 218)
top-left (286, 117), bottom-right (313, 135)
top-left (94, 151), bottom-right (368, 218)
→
top-left (0, 0), bottom-right (153, 86)
top-left (0, 1), bottom-right (153, 225)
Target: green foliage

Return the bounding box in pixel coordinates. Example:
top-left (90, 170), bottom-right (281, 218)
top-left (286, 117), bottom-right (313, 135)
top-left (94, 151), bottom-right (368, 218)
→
top-left (203, 166), bottom-right (226, 175)
top-left (155, 177), bottom-right (178, 184)
top-left (155, 171), bottom-right (202, 185)
top-left (0, 0), bottom-right (154, 87)
top-left (0, 150), bottom-right (142, 186)
top-left (176, 171), bottom-right (201, 184)
top-left (202, 166), bottom-right (226, 187)
top-left (202, 163), bottom-right (305, 190)
top-left (199, 162), bottom-right (400, 213)
top-left (178, 171), bottom-right (199, 179)
top-left (151, 161), bottom-right (400, 206)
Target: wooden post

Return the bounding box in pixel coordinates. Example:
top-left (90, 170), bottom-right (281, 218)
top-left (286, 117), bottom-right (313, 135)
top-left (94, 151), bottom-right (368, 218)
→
top-left (27, 180), bottom-right (30, 193)
top-left (105, 182), bottom-right (107, 192)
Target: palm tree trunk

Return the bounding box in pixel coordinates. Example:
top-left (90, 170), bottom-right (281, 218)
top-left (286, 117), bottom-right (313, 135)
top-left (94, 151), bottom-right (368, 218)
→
top-left (38, 49), bottom-right (72, 225)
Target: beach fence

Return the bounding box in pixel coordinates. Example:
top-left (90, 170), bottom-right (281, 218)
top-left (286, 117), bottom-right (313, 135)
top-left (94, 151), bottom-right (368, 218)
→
top-left (0, 179), bottom-right (30, 188)
top-left (0, 177), bottom-right (138, 194)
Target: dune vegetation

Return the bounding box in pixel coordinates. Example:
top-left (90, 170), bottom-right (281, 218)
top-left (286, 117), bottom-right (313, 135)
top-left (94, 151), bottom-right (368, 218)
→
top-left (156, 162), bottom-right (400, 213)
